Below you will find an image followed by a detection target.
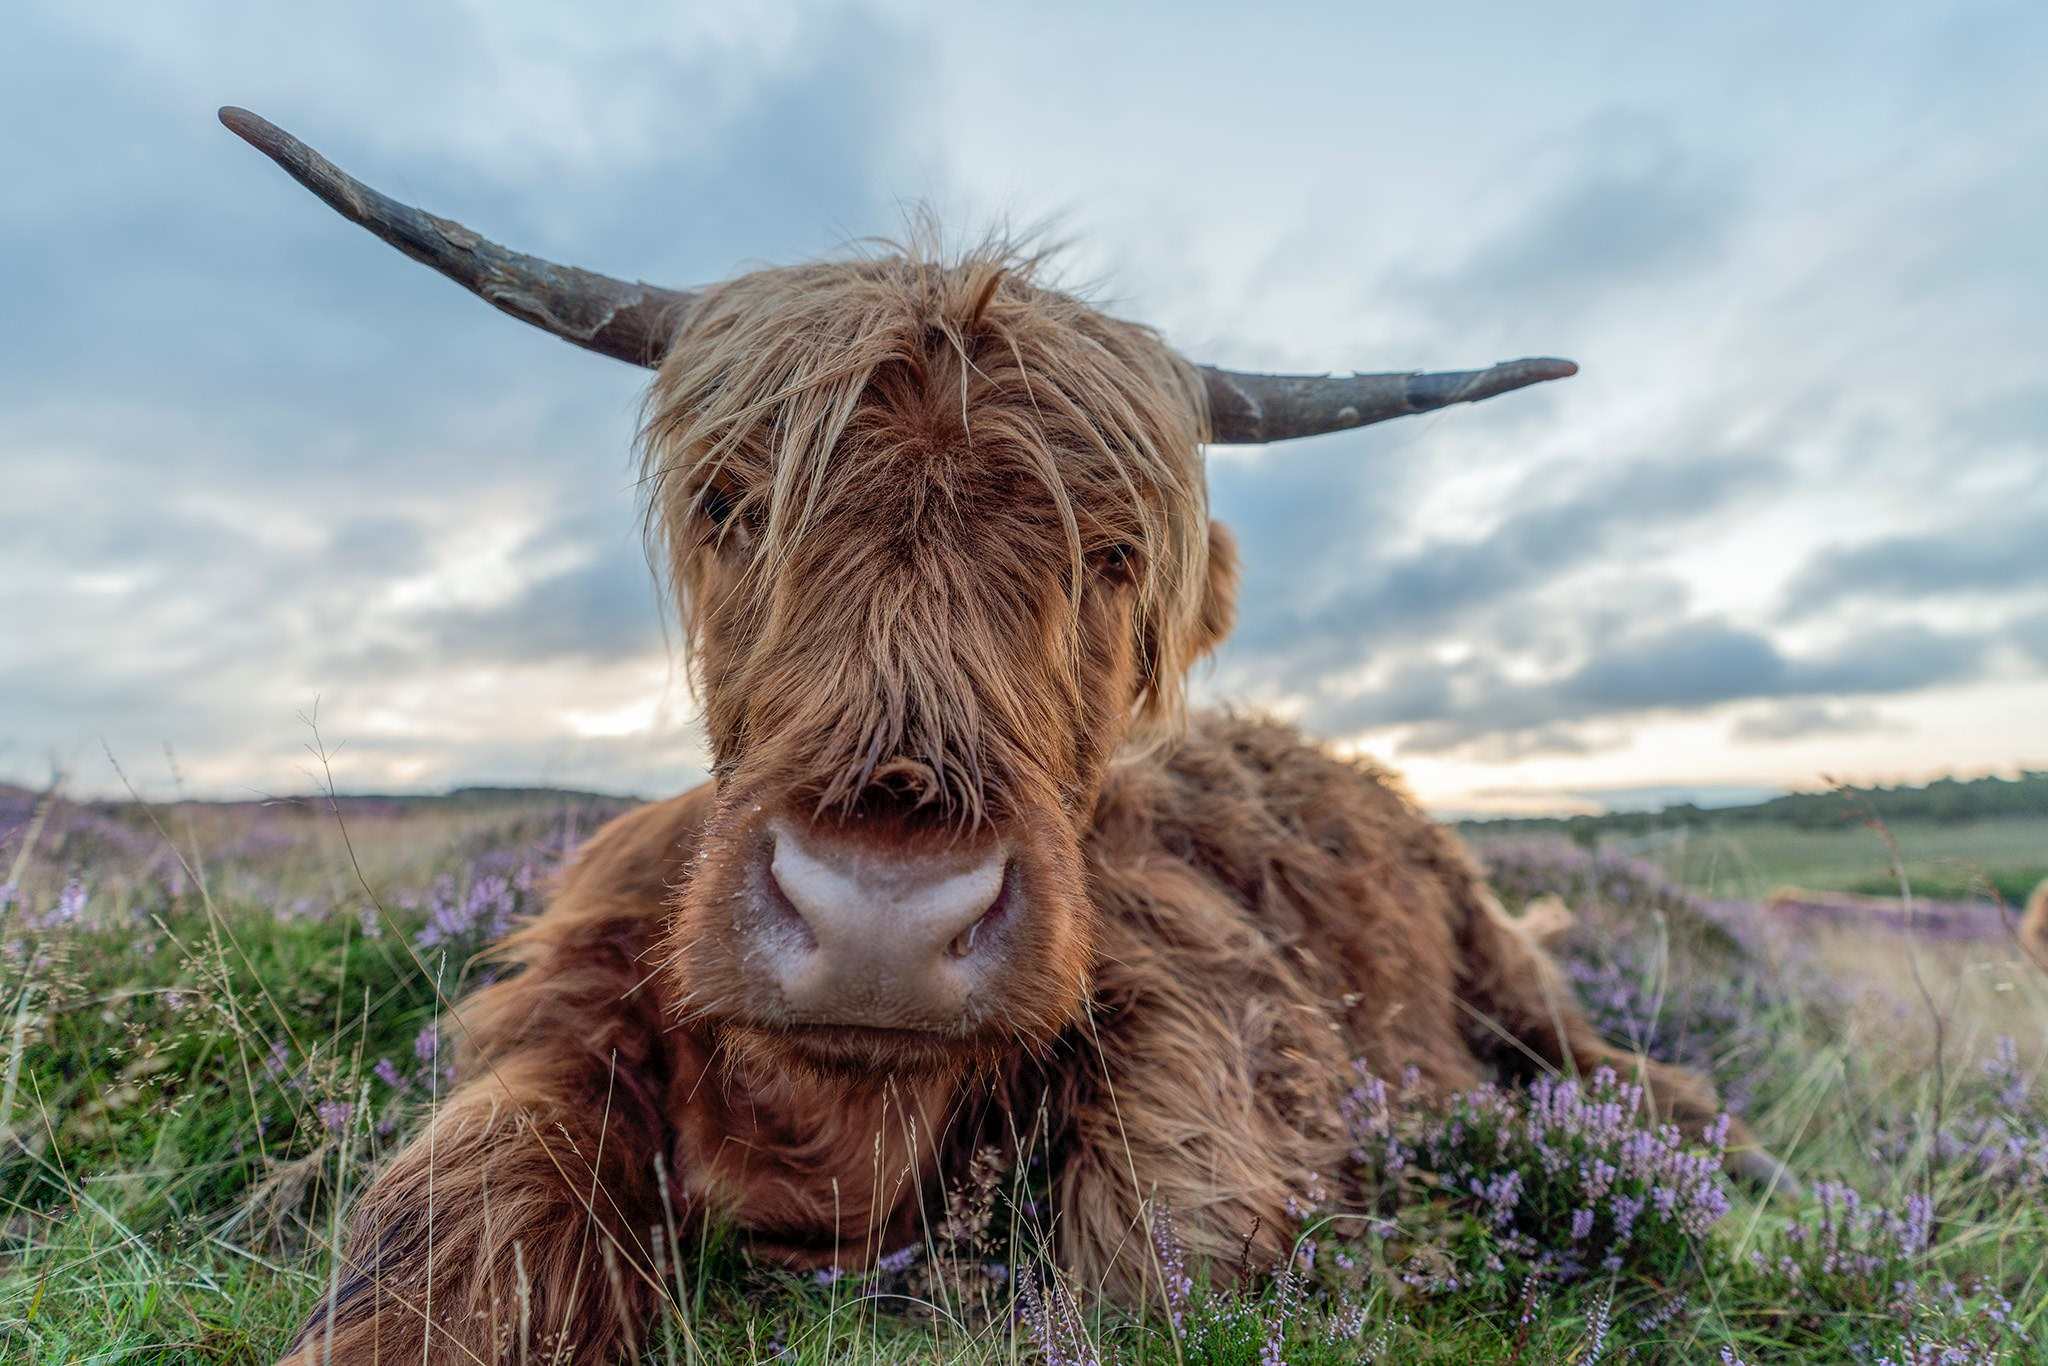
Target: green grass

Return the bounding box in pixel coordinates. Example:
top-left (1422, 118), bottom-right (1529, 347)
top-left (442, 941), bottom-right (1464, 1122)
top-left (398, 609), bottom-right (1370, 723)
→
top-left (3, 797), bottom-right (2046, 1362)
top-left (1468, 814), bottom-right (2047, 907)
top-left (1626, 816), bottom-right (2045, 905)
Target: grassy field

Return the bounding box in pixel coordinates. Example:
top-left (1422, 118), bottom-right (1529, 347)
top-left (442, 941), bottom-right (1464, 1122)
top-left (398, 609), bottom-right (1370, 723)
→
top-left (3, 786), bottom-right (2045, 1363)
top-left (1613, 817), bottom-right (2045, 906)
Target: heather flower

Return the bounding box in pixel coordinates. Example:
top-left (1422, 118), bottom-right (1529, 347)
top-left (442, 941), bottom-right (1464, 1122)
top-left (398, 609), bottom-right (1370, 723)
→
top-left (1259, 1263), bottom-right (1303, 1366)
top-left (1582, 1288), bottom-right (1613, 1364)
top-left (1870, 1043), bottom-right (2048, 1197)
top-left (35, 878), bottom-right (88, 929)
top-left (1984, 1035), bottom-right (2030, 1111)
top-left (1637, 1291), bottom-right (1692, 1334)
top-left (1364, 1065), bottom-right (1733, 1287)
top-left (1324, 1295), bottom-right (1369, 1343)
top-left (1608, 1192), bottom-right (1645, 1243)
top-left (316, 1099), bottom-right (355, 1135)
top-left (412, 864), bottom-right (531, 952)
top-left (1471, 1170), bottom-right (1524, 1227)
top-left (1017, 1267), bottom-right (1099, 1366)
top-left (875, 1244), bottom-right (920, 1275)
top-left (373, 1057), bottom-right (406, 1091)
top-left (1150, 1205), bottom-right (1192, 1331)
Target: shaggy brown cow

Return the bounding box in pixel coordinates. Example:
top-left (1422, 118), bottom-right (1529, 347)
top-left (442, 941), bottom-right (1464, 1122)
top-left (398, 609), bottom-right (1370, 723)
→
top-left (223, 109), bottom-right (1777, 1364)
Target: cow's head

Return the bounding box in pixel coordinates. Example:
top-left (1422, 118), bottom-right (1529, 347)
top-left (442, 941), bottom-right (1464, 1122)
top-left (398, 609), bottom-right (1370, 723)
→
top-left (222, 108), bottom-right (1574, 1082)
top-left (640, 254), bottom-right (1227, 1077)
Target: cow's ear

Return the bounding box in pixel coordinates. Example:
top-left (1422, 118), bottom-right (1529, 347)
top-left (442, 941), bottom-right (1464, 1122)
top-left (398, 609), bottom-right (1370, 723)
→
top-left (1191, 519), bottom-right (1238, 661)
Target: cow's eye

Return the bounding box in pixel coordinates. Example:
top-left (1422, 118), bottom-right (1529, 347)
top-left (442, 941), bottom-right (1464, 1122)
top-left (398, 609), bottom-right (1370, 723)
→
top-left (698, 482), bottom-right (760, 552)
top-left (701, 483), bottom-right (740, 528)
top-left (1092, 541), bottom-right (1139, 585)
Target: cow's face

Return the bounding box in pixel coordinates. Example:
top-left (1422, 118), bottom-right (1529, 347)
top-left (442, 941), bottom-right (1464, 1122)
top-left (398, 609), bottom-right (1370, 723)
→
top-left (645, 255), bottom-right (1236, 1081)
top-left (221, 108), bottom-right (1577, 1082)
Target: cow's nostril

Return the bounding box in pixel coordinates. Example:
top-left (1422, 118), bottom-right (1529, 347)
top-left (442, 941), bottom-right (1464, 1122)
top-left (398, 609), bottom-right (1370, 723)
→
top-left (947, 919), bottom-right (979, 959)
top-left (944, 870), bottom-right (1011, 959)
top-left (946, 908), bottom-right (989, 960)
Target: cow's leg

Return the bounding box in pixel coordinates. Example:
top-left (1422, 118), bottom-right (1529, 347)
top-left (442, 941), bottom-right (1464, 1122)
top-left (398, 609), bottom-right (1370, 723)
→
top-left (1042, 873), bottom-right (1355, 1304)
top-left (279, 938), bottom-right (672, 1365)
top-left (1456, 888), bottom-right (1797, 1191)
top-left (281, 1058), bottom-right (666, 1365)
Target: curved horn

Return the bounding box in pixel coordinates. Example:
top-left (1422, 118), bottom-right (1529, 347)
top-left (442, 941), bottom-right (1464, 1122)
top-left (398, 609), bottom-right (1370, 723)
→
top-left (1199, 357), bottom-right (1578, 444)
top-left (219, 107), bottom-right (692, 367)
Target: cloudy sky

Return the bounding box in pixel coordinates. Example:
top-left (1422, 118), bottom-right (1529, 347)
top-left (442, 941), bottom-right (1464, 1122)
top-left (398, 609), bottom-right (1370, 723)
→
top-left (5, 2), bottom-right (2045, 813)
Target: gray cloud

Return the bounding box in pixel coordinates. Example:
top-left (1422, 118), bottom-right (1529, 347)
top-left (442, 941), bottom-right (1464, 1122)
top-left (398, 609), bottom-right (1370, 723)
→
top-left (2014, 612), bottom-right (2048, 667)
top-left (1301, 615), bottom-right (1990, 760)
top-left (333, 544), bottom-right (667, 675)
top-left (1731, 701), bottom-right (1901, 744)
top-left (1220, 453), bottom-right (1781, 684)
top-left (1566, 620), bottom-right (1787, 711)
top-left (1401, 723), bottom-right (1619, 763)
top-left (1408, 113), bottom-right (1743, 325)
top-left (1784, 514), bottom-right (2048, 616)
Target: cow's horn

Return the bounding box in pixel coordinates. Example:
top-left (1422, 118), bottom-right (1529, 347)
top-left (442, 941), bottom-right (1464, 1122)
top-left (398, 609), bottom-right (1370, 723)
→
top-left (222, 107), bottom-right (1576, 439)
top-left (1197, 357), bottom-right (1579, 445)
top-left (218, 107), bottom-right (692, 367)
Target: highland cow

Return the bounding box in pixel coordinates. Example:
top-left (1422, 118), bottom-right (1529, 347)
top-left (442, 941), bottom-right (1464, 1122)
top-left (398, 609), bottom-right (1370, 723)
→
top-left (222, 108), bottom-right (1781, 1364)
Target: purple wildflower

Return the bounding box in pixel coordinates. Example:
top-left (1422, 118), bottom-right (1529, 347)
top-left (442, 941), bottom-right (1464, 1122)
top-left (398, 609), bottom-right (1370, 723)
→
top-left (1379, 1064), bottom-right (1732, 1284)
top-left (416, 869), bottom-right (523, 950)
top-left (1260, 1263), bottom-right (1303, 1366)
top-left (1017, 1268), bottom-right (1099, 1366)
top-left (31, 878), bottom-right (89, 930)
top-left (1583, 1289), bottom-right (1613, 1364)
top-left (875, 1244), bottom-right (920, 1275)
top-left (1150, 1205), bottom-right (1192, 1331)
top-left (1609, 1192), bottom-right (1645, 1243)
top-left (1985, 1035), bottom-right (2030, 1111)
top-left (1325, 1296), bottom-right (1369, 1343)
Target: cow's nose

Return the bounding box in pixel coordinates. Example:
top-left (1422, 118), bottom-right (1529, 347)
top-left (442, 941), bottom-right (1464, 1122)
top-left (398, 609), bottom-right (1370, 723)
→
top-left (757, 818), bottom-right (1011, 1029)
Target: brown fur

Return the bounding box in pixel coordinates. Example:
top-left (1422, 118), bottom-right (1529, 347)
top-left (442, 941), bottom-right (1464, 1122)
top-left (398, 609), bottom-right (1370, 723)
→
top-left (283, 243), bottom-right (1746, 1363)
top-left (2023, 877), bottom-right (2048, 970)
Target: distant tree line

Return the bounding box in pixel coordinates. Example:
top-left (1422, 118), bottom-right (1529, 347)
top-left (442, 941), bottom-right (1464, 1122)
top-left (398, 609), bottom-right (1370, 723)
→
top-left (1467, 770), bottom-right (2048, 840)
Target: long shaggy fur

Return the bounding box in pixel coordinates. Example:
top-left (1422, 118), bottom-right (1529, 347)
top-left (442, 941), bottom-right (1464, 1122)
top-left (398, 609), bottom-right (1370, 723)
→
top-left (282, 241), bottom-right (1748, 1363)
top-left (2023, 876), bottom-right (2048, 970)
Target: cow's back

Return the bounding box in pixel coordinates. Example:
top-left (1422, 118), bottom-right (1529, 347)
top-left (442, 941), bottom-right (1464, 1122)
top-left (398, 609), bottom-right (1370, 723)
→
top-left (1089, 710), bottom-right (1495, 1089)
